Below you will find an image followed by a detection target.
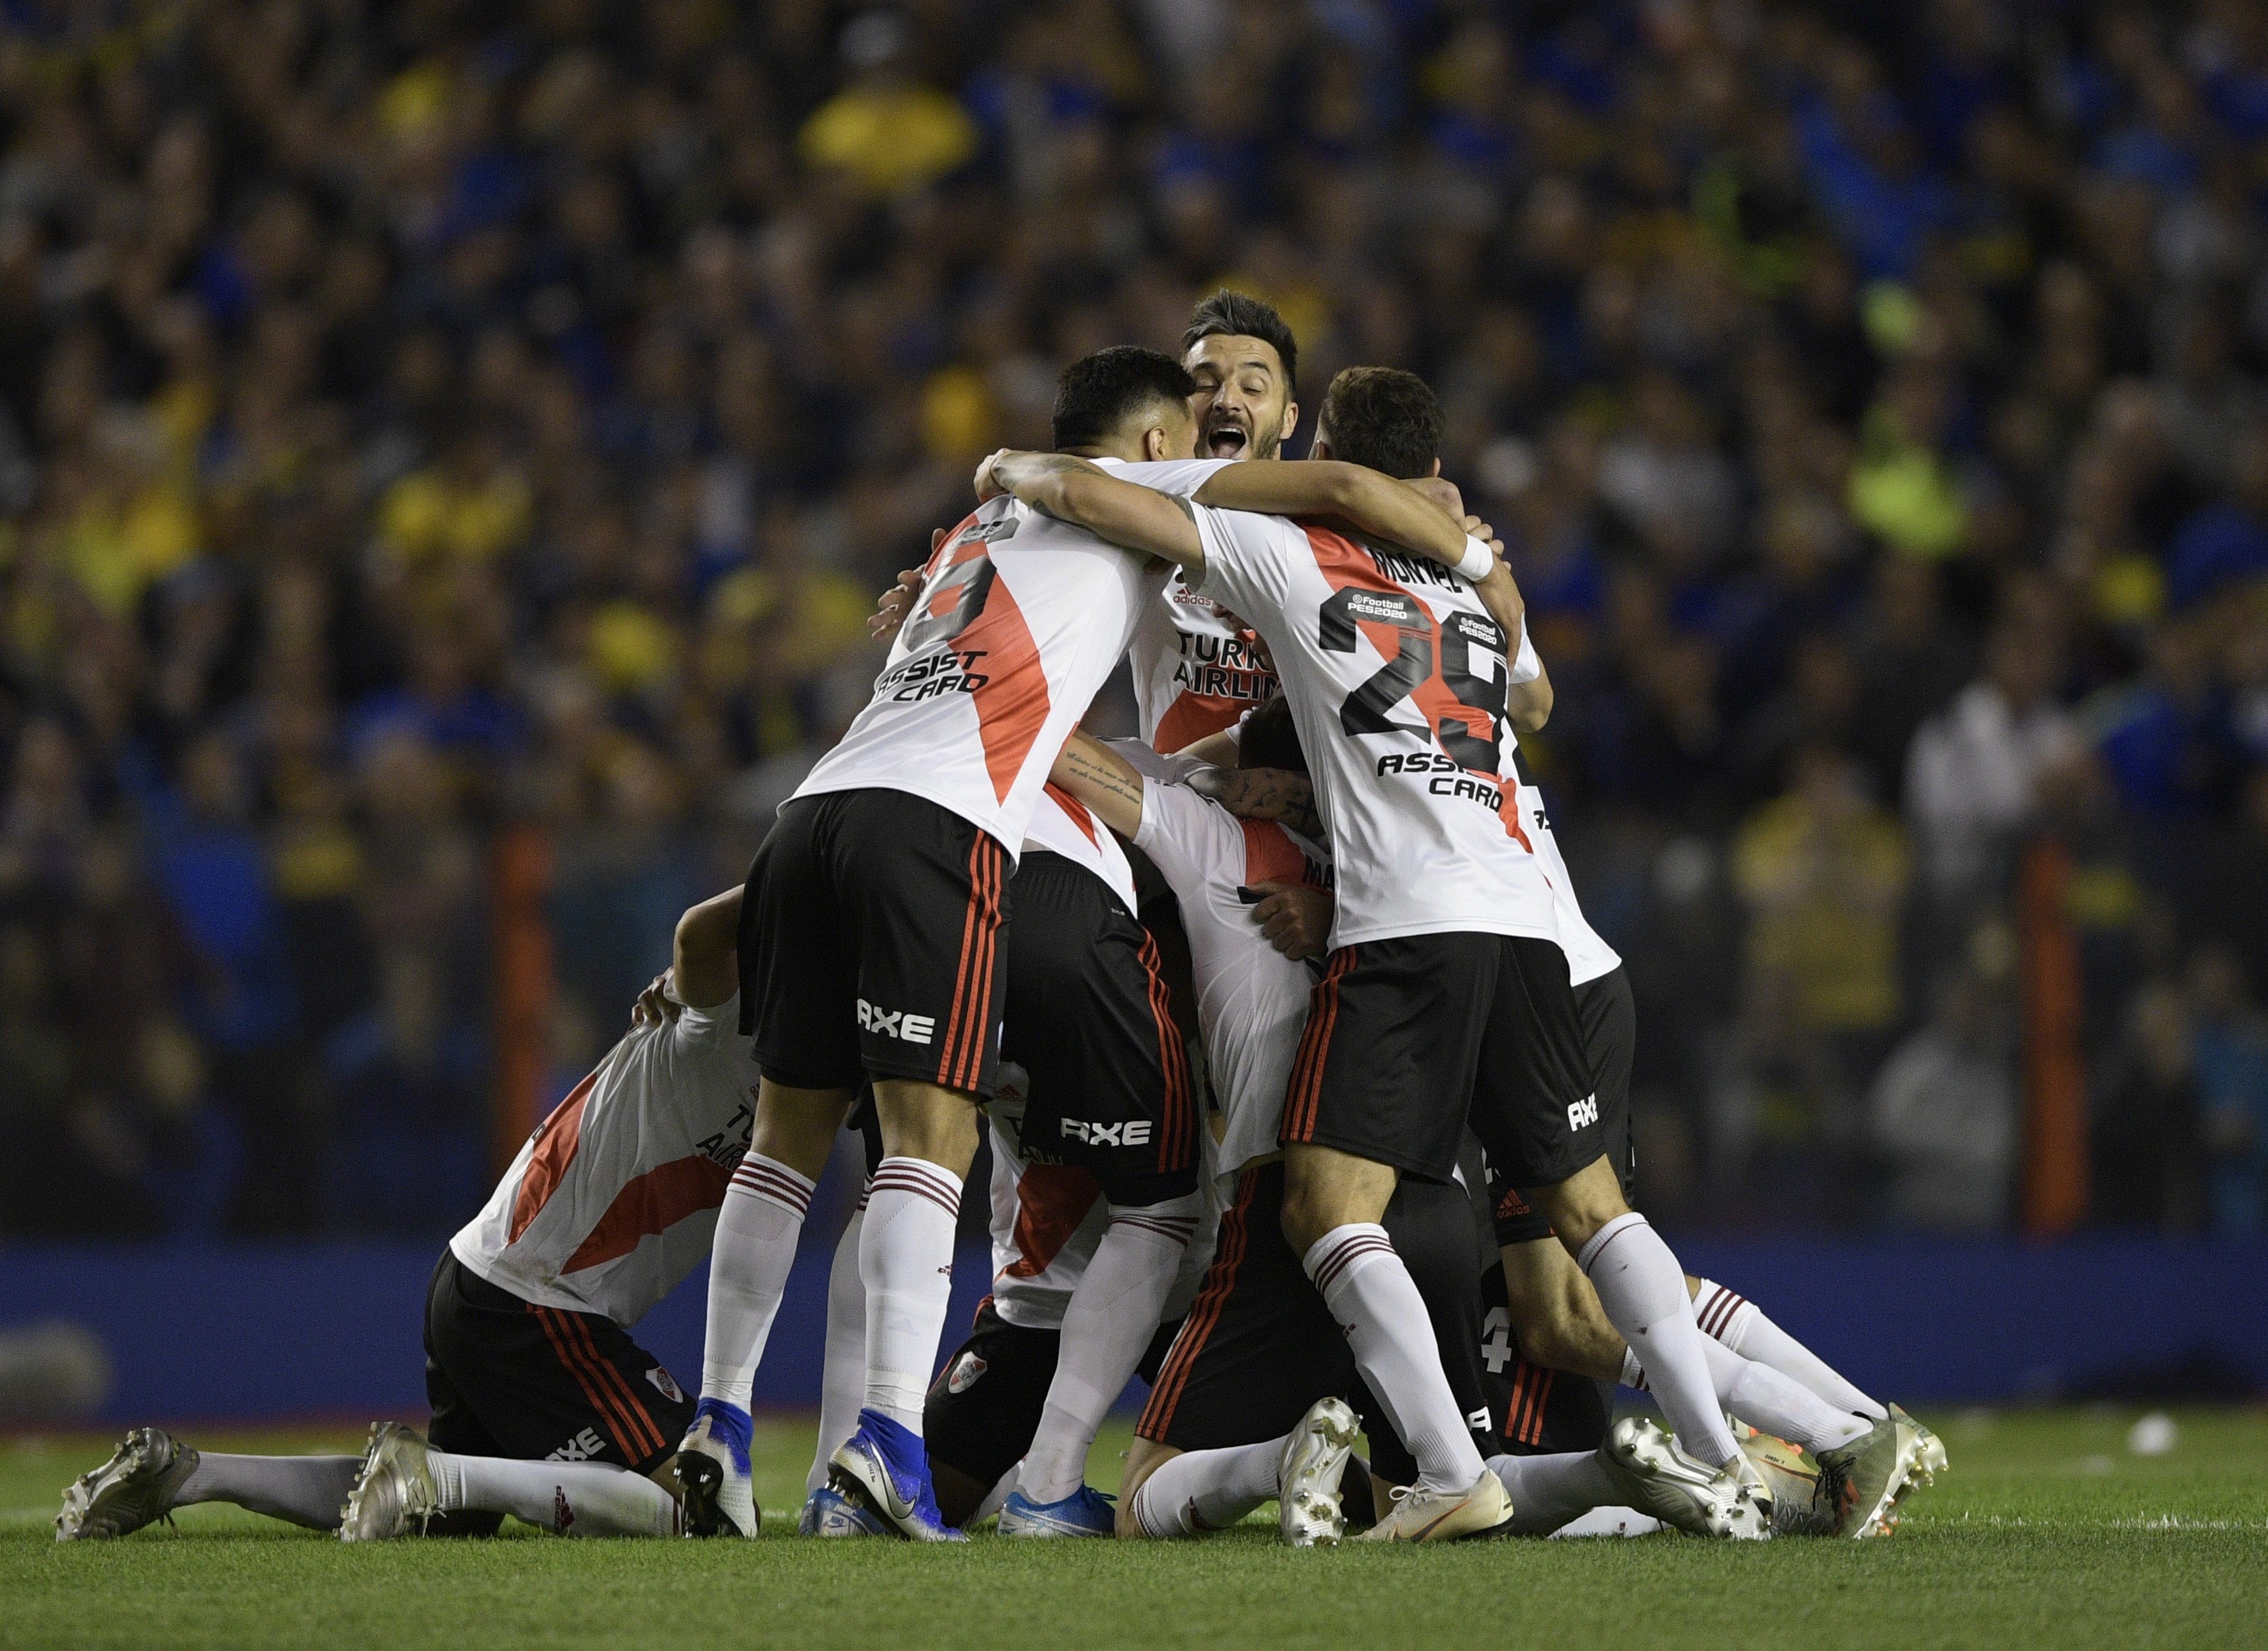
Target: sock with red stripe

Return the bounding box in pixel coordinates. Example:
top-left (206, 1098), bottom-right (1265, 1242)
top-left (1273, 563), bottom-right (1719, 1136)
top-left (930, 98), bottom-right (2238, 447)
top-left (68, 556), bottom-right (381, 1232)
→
top-left (1129, 1437), bottom-right (1281, 1537)
top-left (807, 1198), bottom-right (869, 1495)
top-left (1302, 1223), bottom-right (1487, 1494)
top-left (1621, 1337), bottom-right (1869, 1454)
top-left (1020, 1192), bottom-right (1201, 1504)
top-left (698, 1152), bottom-right (816, 1412)
top-left (428, 1452), bottom-right (677, 1537)
top-left (861, 1156), bottom-right (964, 1432)
top-left (1484, 1450), bottom-right (1620, 1536)
top-left (1576, 1214), bottom-right (1737, 1468)
top-left (1690, 1279), bottom-right (1887, 1424)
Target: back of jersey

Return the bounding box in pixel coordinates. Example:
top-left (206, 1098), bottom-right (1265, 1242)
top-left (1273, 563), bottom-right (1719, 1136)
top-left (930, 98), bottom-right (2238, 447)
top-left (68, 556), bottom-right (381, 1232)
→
top-left (795, 493), bottom-right (1154, 852)
top-left (1188, 504), bottom-right (1562, 951)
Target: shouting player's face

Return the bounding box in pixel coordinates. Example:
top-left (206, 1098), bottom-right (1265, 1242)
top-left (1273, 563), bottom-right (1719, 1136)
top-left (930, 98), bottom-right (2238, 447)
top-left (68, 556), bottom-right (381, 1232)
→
top-left (1185, 334), bottom-right (1298, 462)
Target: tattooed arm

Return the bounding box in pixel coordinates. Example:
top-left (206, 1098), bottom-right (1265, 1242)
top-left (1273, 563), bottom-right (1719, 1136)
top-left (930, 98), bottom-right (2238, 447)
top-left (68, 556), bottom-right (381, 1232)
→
top-left (1187, 765), bottom-right (1323, 842)
top-left (1048, 731), bottom-right (1149, 841)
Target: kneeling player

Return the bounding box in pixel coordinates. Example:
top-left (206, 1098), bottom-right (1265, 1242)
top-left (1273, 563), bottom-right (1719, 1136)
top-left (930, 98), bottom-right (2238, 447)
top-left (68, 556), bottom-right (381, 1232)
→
top-left (56, 892), bottom-right (753, 1542)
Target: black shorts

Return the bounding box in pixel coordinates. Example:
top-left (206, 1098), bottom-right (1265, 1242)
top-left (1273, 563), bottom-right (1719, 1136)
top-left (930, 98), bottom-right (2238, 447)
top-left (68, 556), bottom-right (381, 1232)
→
top-left (1488, 966), bottom-right (1638, 1246)
top-left (1472, 1261), bottom-right (1614, 1456)
top-left (924, 1297), bottom-right (1181, 1492)
top-left (1135, 1164), bottom-right (1491, 1487)
top-left (740, 789), bottom-right (1010, 1097)
top-left (423, 1251), bottom-right (693, 1485)
top-left (1282, 933), bottom-right (1598, 1189)
top-left (999, 852), bottom-right (1198, 1206)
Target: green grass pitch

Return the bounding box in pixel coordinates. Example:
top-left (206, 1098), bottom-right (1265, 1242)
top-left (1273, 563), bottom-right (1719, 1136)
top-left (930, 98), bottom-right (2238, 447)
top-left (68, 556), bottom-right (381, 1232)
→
top-left (5, 1407), bottom-right (2266, 1650)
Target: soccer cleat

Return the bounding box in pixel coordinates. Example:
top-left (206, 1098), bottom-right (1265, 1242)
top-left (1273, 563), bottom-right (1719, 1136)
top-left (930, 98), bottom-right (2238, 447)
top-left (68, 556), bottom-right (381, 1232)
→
top-left (1355, 1471), bottom-right (1515, 1544)
top-left (1601, 1416), bottom-right (1769, 1540)
top-left (55, 1427), bottom-right (200, 1541)
top-left (1814, 1416), bottom-right (1914, 1538)
top-left (799, 1484), bottom-right (890, 1536)
top-left (827, 1408), bottom-right (967, 1542)
top-left (998, 1484), bottom-right (1116, 1538)
top-left (675, 1399), bottom-right (760, 1538)
top-left (339, 1422), bottom-right (439, 1542)
top-left (1889, 1402), bottom-right (1948, 1513)
top-left (1734, 1424), bottom-right (1836, 1537)
top-left (1277, 1396), bottom-right (1361, 1547)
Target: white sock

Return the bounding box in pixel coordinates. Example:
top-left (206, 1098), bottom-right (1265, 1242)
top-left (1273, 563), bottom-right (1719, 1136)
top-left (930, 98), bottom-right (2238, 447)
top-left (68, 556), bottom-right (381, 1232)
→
top-left (177, 1454), bottom-right (363, 1530)
top-left (1627, 1302), bottom-right (1872, 1453)
top-left (698, 1153), bottom-right (815, 1411)
top-left (1702, 1338), bottom-right (1869, 1453)
top-left (808, 1198), bottom-right (869, 1494)
top-left (1485, 1450), bottom-right (1621, 1536)
top-left (861, 1156), bottom-right (964, 1431)
top-left (430, 1452), bottom-right (677, 1536)
top-left (1691, 1279), bottom-right (1887, 1423)
top-left (971, 1464), bottom-right (1019, 1525)
top-left (1129, 1439), bottom-right (1282, 1537)
top-left (1577, 1215), bottom-right (1737, 1467)
top-left (1302, 1224), bottom-right (1487, 1494)
top-left (1019, 1196), bottom-right (1199, 1504)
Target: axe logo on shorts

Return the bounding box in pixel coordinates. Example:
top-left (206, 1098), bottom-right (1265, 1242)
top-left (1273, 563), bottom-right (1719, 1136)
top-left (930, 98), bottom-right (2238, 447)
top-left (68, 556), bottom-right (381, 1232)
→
top-left (858, 999), bottom-right (936, 1044)
top-left (1566, 1094), bottom-right (1600, 1131)
top-left (1060, 1118), bottom-right (1152, 1148)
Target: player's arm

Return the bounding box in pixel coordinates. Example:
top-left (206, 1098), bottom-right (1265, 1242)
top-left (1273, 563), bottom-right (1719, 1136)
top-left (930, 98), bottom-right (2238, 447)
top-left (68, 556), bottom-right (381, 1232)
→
top-left (670, 886), bottom-right (743, 1010)
top-left (1507, 647), bottom-right (1553, 732)
top-left (977, 451), bottom-right (1205, 576)
top-left (1049, 730), bottom-right (1149, 840)
top-left (1175, 728), bottom-right (1241, 766)
top-left (1187, 461), bottom-right (1484, 577)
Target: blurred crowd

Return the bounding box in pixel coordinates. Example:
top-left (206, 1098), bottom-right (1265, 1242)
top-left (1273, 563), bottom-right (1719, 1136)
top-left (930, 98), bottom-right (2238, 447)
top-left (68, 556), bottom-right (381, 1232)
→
top-left (2, 0), bottom-right (2265, 1240)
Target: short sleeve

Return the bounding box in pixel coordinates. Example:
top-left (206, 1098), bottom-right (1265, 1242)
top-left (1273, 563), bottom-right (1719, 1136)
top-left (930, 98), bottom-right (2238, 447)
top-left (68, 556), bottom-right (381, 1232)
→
top-left (1508, 613), bottom-right (1541, 685)
top-left (671, 991), bottom-right (744, 1054)
top-left (1190, 504), bottom-right (1293, 622)
top-left (1133, 775), bottom-right (1246, 895)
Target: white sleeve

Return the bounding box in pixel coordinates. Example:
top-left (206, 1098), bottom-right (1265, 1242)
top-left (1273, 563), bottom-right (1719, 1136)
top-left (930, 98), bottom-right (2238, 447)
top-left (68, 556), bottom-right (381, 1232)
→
top-left (1189, 504), bottom-right (1293, 622)
top-left (1107, 738), bottom-right (1205, 786)
top-left (1508, 613), bottom-right (1541, 685)
top-left (671, 992), bottom-right (744, 1054)
top-left (1133, 776), bottom-right (1247, 898)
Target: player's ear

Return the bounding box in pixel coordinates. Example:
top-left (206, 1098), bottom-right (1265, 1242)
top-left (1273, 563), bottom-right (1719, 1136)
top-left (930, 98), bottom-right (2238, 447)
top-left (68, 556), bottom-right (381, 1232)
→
top-left (1429, 457), bottom-right (1442, 477)
top-left (1144, 424), bottom-right (1169, 461)
top-left (1279, 399), bottom-right (1300, 446)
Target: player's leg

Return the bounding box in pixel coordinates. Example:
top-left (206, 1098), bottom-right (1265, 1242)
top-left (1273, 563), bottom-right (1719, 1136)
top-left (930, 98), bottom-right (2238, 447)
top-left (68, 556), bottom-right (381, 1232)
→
top-left (998, 859), bottom-right (1203, 1531)
top-left (922, 1302), bottom-right (1061, 1527)
top-left (1125, 1165), bottom-right (1367, 1544)
top-left (347, 1259), bottom-right (692, 1540)
top-left (1278, 938), bottom-right (1509, 1536)
top-left (55, 1427), bottom-right (365, 1537)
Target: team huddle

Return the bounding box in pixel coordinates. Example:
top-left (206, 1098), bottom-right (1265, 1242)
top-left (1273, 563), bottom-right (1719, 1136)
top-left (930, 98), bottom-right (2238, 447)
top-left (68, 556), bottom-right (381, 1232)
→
top-left (57, 294), bottom-right (1945, 1549)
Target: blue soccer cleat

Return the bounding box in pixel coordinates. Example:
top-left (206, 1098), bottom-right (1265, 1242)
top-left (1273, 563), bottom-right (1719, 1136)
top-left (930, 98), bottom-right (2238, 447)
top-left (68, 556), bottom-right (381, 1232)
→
top-left (997, 1483), bottom-right (1116, 1538)
top-left (675, 1398), bottom-right (759, 1538)
top-left (798, 1483), bottom-right (890, 1537)
top-left (826, 1408), bottom-right (967, 1542)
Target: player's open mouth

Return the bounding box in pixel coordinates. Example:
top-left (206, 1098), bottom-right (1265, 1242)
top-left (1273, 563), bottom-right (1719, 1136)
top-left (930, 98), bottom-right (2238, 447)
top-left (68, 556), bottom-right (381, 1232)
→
top-left (1206, 425), bottom-right (1249, 458)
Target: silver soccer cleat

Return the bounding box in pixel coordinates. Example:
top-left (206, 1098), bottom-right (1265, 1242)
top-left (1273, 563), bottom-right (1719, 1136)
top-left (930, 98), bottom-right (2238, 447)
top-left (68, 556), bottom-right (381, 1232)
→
top-left (1277, 1396), bottom-right (1361, 1547)
top-left (339, 1422), bottom-right (440, 1542)
top-left (1602, 1416), bottom-right (1771, 1540)
top-left (55, 1427), bottom-right (200, 1541)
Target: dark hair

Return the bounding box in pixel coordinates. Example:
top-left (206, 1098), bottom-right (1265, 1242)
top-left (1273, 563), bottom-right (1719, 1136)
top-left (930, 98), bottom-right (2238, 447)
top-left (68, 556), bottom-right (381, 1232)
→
top-left (1051, 347), bottom-right (1197, 451)
top-left (1236, 694), bottom-right (1306, 774)
top-left (1315, 366), bottom-right (1444, 481)
top-left (1181, 290), bottom-right (1298, 394)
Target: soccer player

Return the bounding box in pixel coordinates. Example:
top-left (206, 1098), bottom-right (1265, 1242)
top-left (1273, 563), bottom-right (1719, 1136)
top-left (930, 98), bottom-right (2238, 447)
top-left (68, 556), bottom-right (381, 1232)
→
top-left (56, 892), bottom-right (753, 1543)
top-left (681, 344), bottom-right (1498, 1542)
top-left (980, 366), bottom-right (1777, 1540)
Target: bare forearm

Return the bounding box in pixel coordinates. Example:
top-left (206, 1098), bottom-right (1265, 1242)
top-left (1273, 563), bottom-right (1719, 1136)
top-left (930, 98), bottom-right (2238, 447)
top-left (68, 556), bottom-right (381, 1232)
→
top-left (671, 887), bottom-right (743, 1009)
top-left (984, 451), bottom-right (1203, 569)
top-left (1049, 732), bottom-right (1146, 839)
top-left (1192, 462), bottom-right (1467, 566)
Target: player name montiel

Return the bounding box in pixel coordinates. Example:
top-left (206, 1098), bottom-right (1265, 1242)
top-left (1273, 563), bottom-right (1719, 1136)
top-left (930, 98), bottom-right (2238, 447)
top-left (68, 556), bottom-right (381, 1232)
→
top-left (878, 646), bottom-right (989, 700)
top-left (1375, 750), bottom-right (1507, 813)
top-left (1365, 544), bottom-right (1464, 591)
top-left (1170, 631), bottom-right (1276, 703)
